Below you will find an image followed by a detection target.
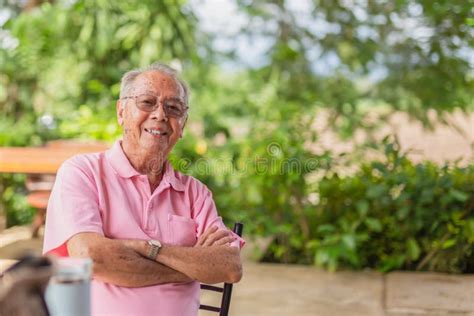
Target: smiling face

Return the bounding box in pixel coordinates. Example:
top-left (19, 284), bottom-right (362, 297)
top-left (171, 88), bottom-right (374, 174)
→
top-left (117, 71), bottom-right (187, 169)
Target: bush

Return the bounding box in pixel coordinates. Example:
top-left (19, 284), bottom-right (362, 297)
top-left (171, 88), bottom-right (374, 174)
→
top-left (255, 139), bottom-right (474, 273)
top-left (1, 174), bottom-right (35, 227)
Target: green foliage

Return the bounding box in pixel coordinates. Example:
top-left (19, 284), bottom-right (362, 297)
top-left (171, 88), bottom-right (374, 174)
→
top-left (233, 0), bottom-right (474, 127)
top-left (0, 0), bottom-right (199, 130)
top-left (1, 174), bottom-right (35, 227)
top-left (292, 139), bottom-right (473, 273)
top-left (57, 104), bottom-right (121, 141)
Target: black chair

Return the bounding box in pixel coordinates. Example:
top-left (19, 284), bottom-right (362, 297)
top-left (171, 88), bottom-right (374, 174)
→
top-left (199, 223), bottom-right (243, 316)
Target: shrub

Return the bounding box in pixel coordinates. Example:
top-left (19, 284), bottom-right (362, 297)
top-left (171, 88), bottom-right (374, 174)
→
top-left (255, 139), bottom-right (474, 273)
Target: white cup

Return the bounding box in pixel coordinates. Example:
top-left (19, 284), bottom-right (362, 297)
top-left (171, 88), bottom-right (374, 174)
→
top-left (45, 257), bottom-right (92, 316)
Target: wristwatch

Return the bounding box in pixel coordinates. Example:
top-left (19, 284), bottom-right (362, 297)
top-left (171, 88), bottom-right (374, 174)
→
top-left (147, 240), bottom-right (162, 260)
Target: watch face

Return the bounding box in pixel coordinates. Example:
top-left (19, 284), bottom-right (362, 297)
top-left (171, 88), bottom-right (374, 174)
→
top-left (149, 240), bottom-right (161, 247)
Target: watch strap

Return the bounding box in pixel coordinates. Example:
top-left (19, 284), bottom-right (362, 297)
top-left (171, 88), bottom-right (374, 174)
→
top-left (147, 240), bottom-right (161, 260)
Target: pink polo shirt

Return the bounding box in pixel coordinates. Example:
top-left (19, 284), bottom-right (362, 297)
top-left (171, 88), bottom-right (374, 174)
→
top-left (43, 140), bottom-right (244, 316)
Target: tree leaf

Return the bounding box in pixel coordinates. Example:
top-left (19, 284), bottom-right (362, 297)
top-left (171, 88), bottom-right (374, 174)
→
top-left (407, 238), bottom-right (420, 261)
top-left (365, 218), bottom-right (382, 232)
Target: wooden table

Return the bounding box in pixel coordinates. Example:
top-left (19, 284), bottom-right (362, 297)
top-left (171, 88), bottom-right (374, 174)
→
top-left (0, 143), bottom-right (109, 174)
top-left (0, 142), bottom-right (110, 237)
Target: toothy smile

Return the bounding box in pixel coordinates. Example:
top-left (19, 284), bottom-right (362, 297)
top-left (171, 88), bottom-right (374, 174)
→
top-left (144, 128), bottom-right (168, 136)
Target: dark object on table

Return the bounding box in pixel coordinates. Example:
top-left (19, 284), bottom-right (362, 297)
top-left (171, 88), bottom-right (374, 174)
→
top-left (0, 255), bottom-right (53, 316)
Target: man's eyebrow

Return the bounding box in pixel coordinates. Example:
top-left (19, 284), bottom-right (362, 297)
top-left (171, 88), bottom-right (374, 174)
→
top-left (165, 96), bottom-right (185, 102)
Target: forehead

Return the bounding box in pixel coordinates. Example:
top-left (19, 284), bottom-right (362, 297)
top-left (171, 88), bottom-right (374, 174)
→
top-left (130, 71), bottom-right (184, 98)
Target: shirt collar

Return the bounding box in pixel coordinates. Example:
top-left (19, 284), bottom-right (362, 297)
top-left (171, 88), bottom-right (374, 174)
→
top-left (162, 160), bottom-right (186, 192)
top-left (106, 140), bottom-right (185, 192)
top-left (106, 140), bottom-right (140, 178)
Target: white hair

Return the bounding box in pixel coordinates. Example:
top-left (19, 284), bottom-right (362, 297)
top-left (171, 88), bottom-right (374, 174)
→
top-left (119, 62), bottom-right (190, 107)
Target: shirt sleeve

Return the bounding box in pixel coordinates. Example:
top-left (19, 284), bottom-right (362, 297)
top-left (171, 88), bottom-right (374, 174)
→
top-left (42, 158), bottom-right (104, 256)
top-left (192, 182), bottom-right (245, 249)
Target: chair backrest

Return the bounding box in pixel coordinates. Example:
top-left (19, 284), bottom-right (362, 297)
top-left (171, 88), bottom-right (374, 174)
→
top-left (199, 223), bottom-right (243, 316)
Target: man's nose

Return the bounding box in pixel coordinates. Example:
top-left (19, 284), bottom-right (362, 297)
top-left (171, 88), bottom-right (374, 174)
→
top-left (150, 101), bottom-right (168, 121)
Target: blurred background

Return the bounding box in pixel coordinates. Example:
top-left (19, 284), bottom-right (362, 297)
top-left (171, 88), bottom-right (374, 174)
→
top-left (0, 0), bottom-right (473, 274)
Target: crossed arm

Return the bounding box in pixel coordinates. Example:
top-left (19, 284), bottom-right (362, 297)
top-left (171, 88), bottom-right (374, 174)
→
top-left (67, 226), bottom-right (242, 288)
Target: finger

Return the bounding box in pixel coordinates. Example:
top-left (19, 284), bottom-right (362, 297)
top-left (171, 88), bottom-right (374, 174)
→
top-left (197, 226), bottom-right (219, 246)
top-left (202, 229), bottom-right (229, 246)
top-left (213, 236), bottom-right (236, 246)
top-left (203, 229), bottom-right (231, 247)
top-left (197, 225), bottom-right (218, 246)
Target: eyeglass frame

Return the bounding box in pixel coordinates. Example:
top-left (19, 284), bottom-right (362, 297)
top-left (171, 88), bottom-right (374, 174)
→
top-left (120, 94), bottom-right (189, 118)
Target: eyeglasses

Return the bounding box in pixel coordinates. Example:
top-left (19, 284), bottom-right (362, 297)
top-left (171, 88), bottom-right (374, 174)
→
top-left (121, 94), bottom-right (189, 118)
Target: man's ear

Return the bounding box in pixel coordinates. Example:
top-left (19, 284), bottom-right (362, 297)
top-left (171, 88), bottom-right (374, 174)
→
top-left (116, 100), bottom-right (124, 126)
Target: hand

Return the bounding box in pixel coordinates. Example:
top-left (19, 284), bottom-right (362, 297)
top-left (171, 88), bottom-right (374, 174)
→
top-left (195, 226), bottom-right (236, 247)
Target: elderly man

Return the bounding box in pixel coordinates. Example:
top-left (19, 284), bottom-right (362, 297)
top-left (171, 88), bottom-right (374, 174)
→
top-left (42, 63), bottom-right (244, 316)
